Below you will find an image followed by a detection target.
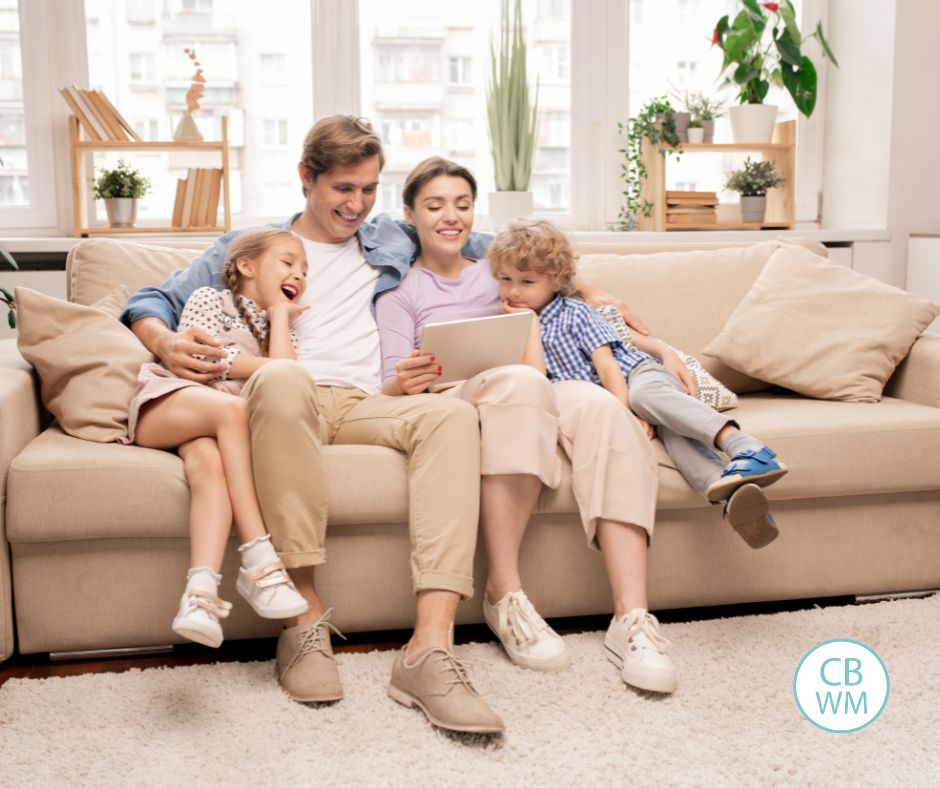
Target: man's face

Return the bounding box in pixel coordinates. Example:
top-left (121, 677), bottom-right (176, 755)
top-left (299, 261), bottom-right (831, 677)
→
top-left (299, 155), bottom-right (381, 244)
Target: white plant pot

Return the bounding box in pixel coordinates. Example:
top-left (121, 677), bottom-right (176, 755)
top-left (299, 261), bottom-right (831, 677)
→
top-left (104, 198), bottom-right (138, 228)
top-left (488, 190), bottom-right (533, 229)
top-left (729, 104), bottom-right (778, 144)
top-left (739, 195), bottom-right (767, 223)
top-left (687, 127), bottom-right (705, 144)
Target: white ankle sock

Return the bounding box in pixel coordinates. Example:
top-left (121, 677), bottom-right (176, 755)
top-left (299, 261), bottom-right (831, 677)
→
top-left (238, 534), bottom-right (279, 571)
top-left (186, 566), bottom-right (221, 595)
top-left (718, 430), bottom-right (764, 458)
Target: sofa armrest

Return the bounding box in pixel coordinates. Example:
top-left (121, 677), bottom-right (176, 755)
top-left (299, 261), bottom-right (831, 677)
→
top-left (0, 337), bottom-right (43, 663)
top-left (884, 334), bottom-right (940, 408)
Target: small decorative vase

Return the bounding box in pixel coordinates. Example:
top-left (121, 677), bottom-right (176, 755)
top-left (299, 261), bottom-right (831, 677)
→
top-left (104, 198), bottom-right (138, 228)
top-left (703, 118), bottom-right (716, 143)
top-left (173, 113), bottom-right (203, 142)
top-left (488, 191), bottom-right (534, 229)
top-left (687, 127), bottom-right (705, 144)
top-left (739, 195), bottom-right (767, 223)
top-left (729, 104), bottom-right (778, 143)
top-left (674, 112), bottom-right (691, 143)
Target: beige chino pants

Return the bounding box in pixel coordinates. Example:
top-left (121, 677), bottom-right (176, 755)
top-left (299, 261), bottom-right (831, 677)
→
top-left (240, 360), bottom-right (481, 599)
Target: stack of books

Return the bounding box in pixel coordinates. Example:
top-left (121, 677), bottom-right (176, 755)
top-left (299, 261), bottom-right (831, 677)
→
top-left (172, 168), bottom-right (224, 229)
top-left (59, 85), bottom-right (141, 142)
top-left (665, 191), bottom-right (718, 226)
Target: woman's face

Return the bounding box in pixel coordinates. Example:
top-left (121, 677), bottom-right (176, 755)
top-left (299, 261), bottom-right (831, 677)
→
top-left (404, 174), bottom-right (475, 260)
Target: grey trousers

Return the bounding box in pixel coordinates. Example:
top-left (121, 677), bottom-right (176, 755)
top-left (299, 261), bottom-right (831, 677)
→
top-left (627, 360), bottom-right (735, 499)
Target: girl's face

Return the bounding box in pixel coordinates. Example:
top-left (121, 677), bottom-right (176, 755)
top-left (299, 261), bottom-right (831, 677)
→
top-left (403, 175), bottom-right (474, 260)
top-left (237, 235), bottom-right (308, 308)
top-left (495, 264), bottom-right (558, 313)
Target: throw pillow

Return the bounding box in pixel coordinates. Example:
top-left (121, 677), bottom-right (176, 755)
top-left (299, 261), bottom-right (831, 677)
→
top-left (91, 285), bottom-right (132, 318)
top-left (15, 287), bottom-right (154, 442)
top-left (597, 305), bottom-right (738, 411)
top-left (703, 245), bottom-right (940, 402)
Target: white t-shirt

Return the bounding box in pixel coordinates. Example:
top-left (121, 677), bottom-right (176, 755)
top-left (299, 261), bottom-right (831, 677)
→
top-left (293, 236), bottom-right (382, 392)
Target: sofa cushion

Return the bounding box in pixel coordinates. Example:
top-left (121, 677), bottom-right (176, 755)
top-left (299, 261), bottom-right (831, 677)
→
top-left (14, 288), bottom-right (154, 443)
top-left (704, 244), bottom-right (940, 402)
top-left (577, 238), bottom-right (827, 393)
top-left (67, 238), bottom-right (202, 306)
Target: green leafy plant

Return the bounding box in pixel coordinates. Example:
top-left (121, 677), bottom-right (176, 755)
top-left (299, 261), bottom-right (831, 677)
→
top-left (486, 0), bottom-right (539, 192)
top-left (672, 89), bottom-right (725, 122)
top-left (1, 244), bottom-right (18, 329)
top-left (688, 118), bottom-right (704, 129)
top-left (92, 159), bottom-right (150, 200)
top-left (725, 157), bottom-right (785, 196)
top-left (616, 97), bottom-right (682, 230)
top-left (713, 0), bottom-right (837, 116)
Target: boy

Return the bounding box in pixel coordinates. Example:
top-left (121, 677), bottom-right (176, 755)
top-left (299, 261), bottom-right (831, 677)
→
top-left (488, 219), bottom-right (787, 548)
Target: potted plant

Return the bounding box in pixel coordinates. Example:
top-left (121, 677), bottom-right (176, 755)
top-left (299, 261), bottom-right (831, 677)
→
top-left (724, 157), bottom-right (785, 222)
top-left (712, 0), bottom-right (838, 142)
top-left (615, 96), bottom-right (682, 230)
top-left (687, 118), bottom-right (705, 144)
top-left (92, 159), bottom-right (150, 228)
top-left (486, 0), bottom-right (539, 227)
top-left (672, 90), bottom-right (724, 143)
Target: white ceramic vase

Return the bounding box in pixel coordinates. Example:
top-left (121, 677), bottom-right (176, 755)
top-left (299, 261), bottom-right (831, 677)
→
top-left (488, 190), bottom-right (533, 229)
top-left (729, 104), bottom-right (778, 144)
top-left (104, 198), bottom-right (138, 228)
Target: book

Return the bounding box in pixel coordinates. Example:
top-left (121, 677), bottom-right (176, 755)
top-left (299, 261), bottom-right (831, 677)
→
top-left (171, 178), bottom-right (187, 227)
top-left (205, 168), bottom-right (222, 227)
top-left (666, 190), bottom-right (718, 200)
top-left (190, 168), bottom-right (209, 227)
top-left (666, 212), bottom-right (717, 225)
top-left (94, 90), bottom-right (142, 141)
top-left (666, 206), bottom-right (720, 215)
top-left (180, 168), bottom-right (198, 228)
top-left (82, 88), bottom-right (127, 141)
top-left (59, 86), bottom-right (104, 141)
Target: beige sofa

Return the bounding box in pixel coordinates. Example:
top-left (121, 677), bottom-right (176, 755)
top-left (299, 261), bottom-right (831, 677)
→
top-left (2, 237), bottom-right (939, 663)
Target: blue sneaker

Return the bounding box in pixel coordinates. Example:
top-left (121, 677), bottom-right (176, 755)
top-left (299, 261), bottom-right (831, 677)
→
top-left (723, 483), bottom-right (780, 549)
top-left (706, 446), bottom-right (788, 502)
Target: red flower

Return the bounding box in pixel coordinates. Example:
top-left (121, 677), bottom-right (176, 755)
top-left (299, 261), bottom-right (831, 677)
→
top-left (711, 28), bottom-right (719, 45)
top-left (763, 2), bottom-right (779, 11)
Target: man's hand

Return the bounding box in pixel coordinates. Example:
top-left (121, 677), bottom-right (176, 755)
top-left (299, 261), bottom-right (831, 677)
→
top-left (155, 327), bottom-right (228, 382)
top-left (660, 349), bottom-right (698, 398)
top-left (578, 289), bottom-right (651, 337)
top-left (394, 349), bottom-right (441, 395)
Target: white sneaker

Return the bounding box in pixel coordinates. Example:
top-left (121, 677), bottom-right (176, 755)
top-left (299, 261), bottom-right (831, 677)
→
top-left (483, 590), bottom-right (570, 672)
top-left (171, 588), bottom-right (233, 648)
top-left (236, 560), bottom-right (309, 619)
top-left (604, 609), bottom-right (677, 694)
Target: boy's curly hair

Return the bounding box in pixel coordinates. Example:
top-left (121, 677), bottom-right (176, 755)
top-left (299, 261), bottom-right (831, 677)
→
top-left (486, 218), bottom-right (578, 296)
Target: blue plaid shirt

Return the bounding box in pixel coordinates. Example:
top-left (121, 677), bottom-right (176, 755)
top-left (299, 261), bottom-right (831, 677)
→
top-left (539, 297), bottom-right (651, 384)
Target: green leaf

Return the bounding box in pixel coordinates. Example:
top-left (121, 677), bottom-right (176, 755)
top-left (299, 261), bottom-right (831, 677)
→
top-left (716, 15), bottom-right (730, 36)
top-left (815, 22), bottom-right (839, 67)
top-left (782, 55), bottom-right (817, 117)
top-left (0, 244), bottom-right (17, 270)
top-left (775, 27), bottom-right (802, 67)
top-left (6, 307), bottom-right (14, 330)
top-left (740, 0), bottom-right (764, 22)
top-left (0, 285), bottom-right (13, 302)
top-left (733, 62), bottom-right (759, 86)
top-left (779, 1), bottom-right (802, 43)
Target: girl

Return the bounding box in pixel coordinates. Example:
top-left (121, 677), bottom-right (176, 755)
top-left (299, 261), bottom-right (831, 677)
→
top-left (375, 158), bottom-right (676, 694)
top-left (124, 228), bottom-right (310, 648)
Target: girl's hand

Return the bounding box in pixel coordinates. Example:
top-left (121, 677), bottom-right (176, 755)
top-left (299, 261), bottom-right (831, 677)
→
top-left (267, 301), bottom-right (309, 322)
top-left (637, 418), bottom-right (655, 440)
top-left (499, 298), bottom-right (533, 315)
top-left (394, 349), bottom-right (441, 395)
top-left (660, 349), bottom-right (698, 398)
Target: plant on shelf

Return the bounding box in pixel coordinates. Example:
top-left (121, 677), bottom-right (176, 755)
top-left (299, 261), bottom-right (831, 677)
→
top-left (616, 96), bottom-right (682, 230)
top-left (486, 0), bottom-right (539, 194)
top-left (712, 0), bottom-right (837, 117)
top-left (725, 157), bottom-right (785, 223)
top-left (92, 159), bottom-right (150, 228)
top-left (686, 91), bottom-right (725, 123)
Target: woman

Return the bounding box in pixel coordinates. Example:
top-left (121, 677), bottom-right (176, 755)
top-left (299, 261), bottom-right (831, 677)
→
top-left (375, 157), bottom-right (676, 694)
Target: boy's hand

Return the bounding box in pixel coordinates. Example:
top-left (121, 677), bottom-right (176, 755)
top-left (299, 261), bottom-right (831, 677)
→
top-left (499, 298), bottom-right (533, 315)
top-left (394, 349), bottom-right (441, 395)
top-left (661, 350), bottom-right (698, 398)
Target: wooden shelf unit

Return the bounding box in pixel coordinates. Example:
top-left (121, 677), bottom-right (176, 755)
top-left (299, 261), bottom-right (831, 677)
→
top-left (68, 114), bottom-right (232, 237)
top-left (638, 120), bottom-right (796, 232)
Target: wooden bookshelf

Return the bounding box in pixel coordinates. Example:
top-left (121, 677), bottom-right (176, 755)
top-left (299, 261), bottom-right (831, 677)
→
top-left (68, 114), bottom-right (231, 237)
top-left (638, 120), bottom-right (796, 232)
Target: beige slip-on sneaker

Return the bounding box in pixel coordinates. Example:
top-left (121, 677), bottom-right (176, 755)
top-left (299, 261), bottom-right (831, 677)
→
top-left (276, 608), bottom-right (346, 702)
top-left (388, 646), bottom-right (505, 734)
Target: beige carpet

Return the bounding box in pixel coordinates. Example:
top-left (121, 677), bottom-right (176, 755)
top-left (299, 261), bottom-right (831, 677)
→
top-left (2, 595), bottom-right (938, 787)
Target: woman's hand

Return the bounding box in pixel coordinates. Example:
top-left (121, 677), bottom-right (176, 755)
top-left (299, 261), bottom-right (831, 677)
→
top-left (155, 326), bottom-right (227, 382)
top-left (392, 349), bottom-right (441, 395)
top-left (660, 348), bottom-right (698, 398)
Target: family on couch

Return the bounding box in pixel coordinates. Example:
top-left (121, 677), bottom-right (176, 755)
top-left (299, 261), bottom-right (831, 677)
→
top-left (118, 115), bottom-right (787, 736)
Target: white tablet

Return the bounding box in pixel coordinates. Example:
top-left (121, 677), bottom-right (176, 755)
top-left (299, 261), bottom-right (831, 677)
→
top-left (419, 311), bottom-right (535, 385)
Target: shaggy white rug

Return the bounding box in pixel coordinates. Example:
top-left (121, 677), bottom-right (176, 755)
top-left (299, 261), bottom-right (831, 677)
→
top-left (2, 596), bottom-right (938, 787)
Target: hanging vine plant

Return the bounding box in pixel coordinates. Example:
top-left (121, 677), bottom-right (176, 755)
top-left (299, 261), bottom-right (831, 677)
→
top-left (615, 97), bottom-right (683, 230)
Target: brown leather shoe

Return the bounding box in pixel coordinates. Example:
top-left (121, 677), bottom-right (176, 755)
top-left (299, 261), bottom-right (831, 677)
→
top-left (388, 646), bottom-right (505, 734)
top-left (276, 608), bottom-right (345, 702)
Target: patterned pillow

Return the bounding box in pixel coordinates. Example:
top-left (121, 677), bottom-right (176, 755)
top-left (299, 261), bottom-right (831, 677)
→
top-left (596, 305), bottom-right (738, 412)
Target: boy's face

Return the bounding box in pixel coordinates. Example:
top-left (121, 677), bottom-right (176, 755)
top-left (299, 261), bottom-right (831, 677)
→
top-left (298, 155), bottom-right (381, 244)
top-left (495, 264), bottom-right (558, 313)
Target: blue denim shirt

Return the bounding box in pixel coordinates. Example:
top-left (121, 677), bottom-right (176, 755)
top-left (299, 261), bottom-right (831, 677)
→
top-left (120, 212), bottom-right (492, 331)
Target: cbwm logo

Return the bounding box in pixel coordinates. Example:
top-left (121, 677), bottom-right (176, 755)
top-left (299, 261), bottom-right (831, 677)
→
top-left (793, 640), bottom-right (890, 733)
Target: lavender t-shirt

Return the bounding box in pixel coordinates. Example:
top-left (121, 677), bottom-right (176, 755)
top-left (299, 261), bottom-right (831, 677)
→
top-left (375, 260), bottom-right (499, 381)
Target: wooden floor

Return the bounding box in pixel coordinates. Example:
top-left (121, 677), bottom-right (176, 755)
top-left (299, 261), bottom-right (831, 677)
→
top-left (0, 597), bottom-right (853, 688)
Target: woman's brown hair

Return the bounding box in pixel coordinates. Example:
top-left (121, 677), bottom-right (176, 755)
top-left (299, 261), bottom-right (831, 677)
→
top-left (402, 156), bottom-right (477, 210)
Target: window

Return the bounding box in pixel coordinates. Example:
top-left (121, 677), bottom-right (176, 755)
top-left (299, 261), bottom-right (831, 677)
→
top-left (129, 52), bottom-right (156, 84)
top-left (448, 56), bottom-right (471, 85)
top-left (126, 0), bottom-right (156, 23)
top-left (542, 44), bottom-right (569, 82)
top-left (182, 0), bottom-right (213, 12)
top-left (263, 119), bottom-right (289, 147)
top-left (260, 53), bottom-right (287, 85)
top-left (675, 60), bottom-right (697, 85)
top-left (132, 118), bottom-right (160, 141)
top-left (0, 40), bottom-right (21, 81)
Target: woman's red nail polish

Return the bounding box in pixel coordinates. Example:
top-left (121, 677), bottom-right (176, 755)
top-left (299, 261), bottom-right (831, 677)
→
top-left (430, 355), bottom-right (436, 362)
top-left (437, 366), bottom-right (442, 375)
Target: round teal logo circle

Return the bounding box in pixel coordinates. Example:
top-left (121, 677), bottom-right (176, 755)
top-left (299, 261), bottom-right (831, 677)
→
top-left (793, 639), bottom-right (889, 733)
